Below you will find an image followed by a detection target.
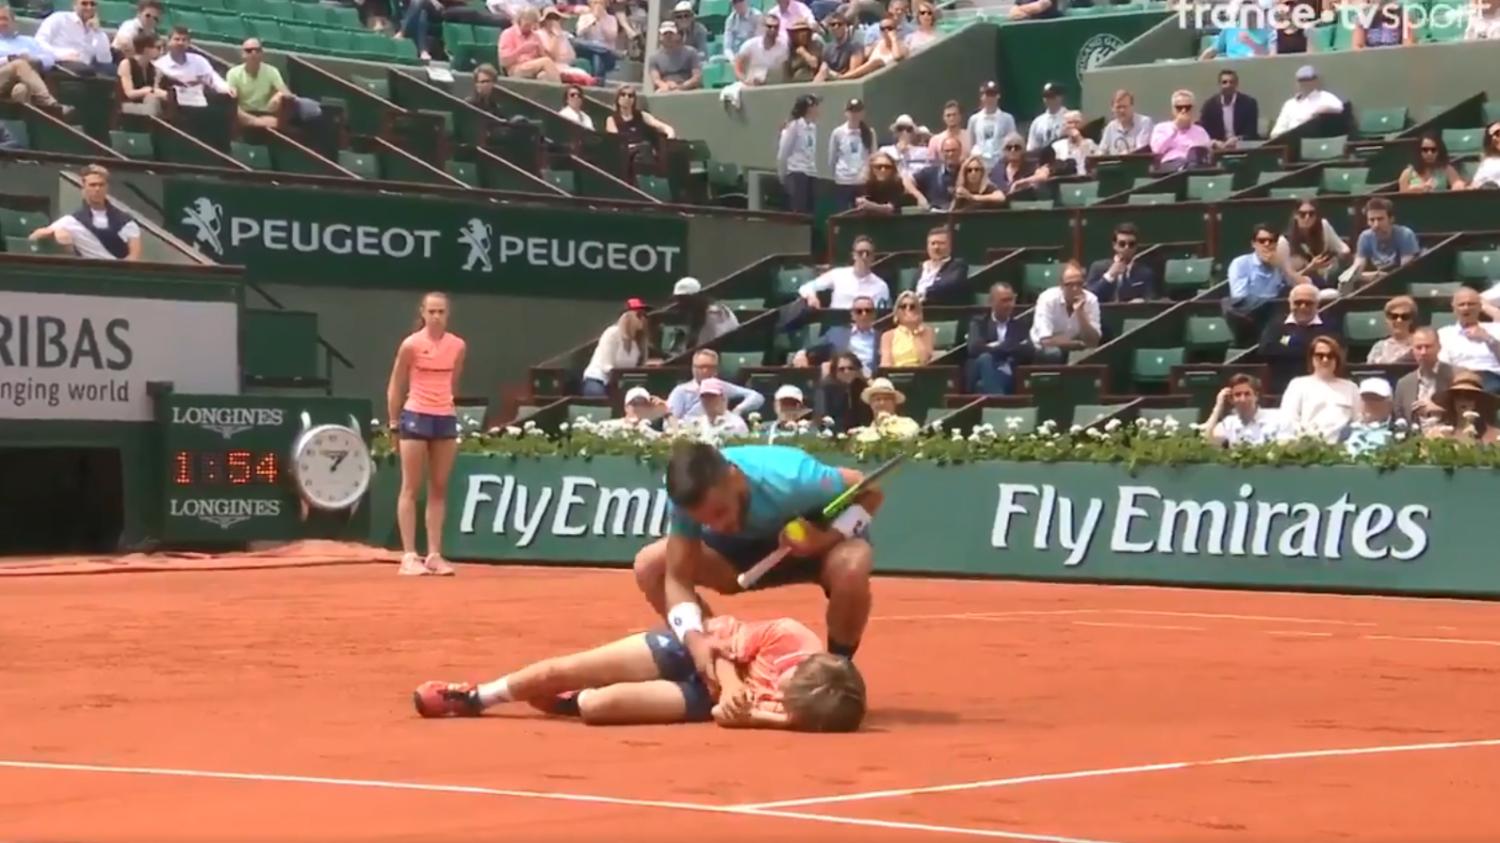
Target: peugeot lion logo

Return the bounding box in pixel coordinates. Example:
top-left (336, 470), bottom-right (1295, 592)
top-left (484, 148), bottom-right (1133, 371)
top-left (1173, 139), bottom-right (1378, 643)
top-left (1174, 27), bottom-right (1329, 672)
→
top-left (457, 218), bottom-right (494, 273)
top-left (181, 197), bottom-right (225, 256)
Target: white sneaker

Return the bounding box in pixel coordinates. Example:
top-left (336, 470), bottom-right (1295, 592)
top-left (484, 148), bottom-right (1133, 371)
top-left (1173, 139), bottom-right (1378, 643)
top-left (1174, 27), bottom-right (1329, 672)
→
top-left (398, 553), bottom-right (430, 576)
top-left (425, 554), bottom-right (456, 576)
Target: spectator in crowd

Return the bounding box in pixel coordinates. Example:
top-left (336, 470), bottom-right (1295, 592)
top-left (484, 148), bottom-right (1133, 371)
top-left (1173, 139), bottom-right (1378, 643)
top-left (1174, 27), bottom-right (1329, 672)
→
top-left (1224, 222), bottom-right (1309, 338)
top-left (1465, 0), bottom-right (1500, 40)
top-left (815, 350), bottom-right (873, 432)
top-left (951, 153), bottom-right (1006, 210)
top-left (843, 15), bottom-right (904, 78)
top-left (1270, 65), bottom-right (1344, 137)
top-left (0, 119), bottom-right (17, 150)
top-left (1199, 12), bottom-right (1272, 59)
top-left (864, 0), bottom-right (912, 42)
top-left (771, 0), bottom-right (817, 30)
top-left (0, 5), bottom-right (72, 116)
top-left (854, 150), bottom-right (926, 214)
top-left (670, 276), bottom-right (739, 350)
top-left (1204, 374), bottom-right (1281, 446)
top-left (1009, 0), bottom-right (1060, 20)
top-left (926, 100), bottom-right (971, 159)
top-left (29, 164), bottom-right (141, 260)
top-left (965, 281), bottom-right (1029, 394)
top-left (1275, 0), bottom-right (1319, 53)
top-left (1366, 294), bottom-right (1418, 364)
top-left (1050, 110), bottom-right (1097, 175)
top-left (1259, 282), bottom-right (1341, 390)
top-left (155, 26), bottom-right (234, 104)
top-left (783, 19), bottom-right (820, 81)
top-left (228, 39), bottom-right (321, 128)
top-left (776, 94), bottom-right (819, 214)
top-left (1030, 261), bottom-right (1100, 363)
top-left (988, 131), bottom-right (1049, 196)
top-left (732, 10), bottom-right (786, 87)
top-left (580, 298), bottom-right (650, 397)
top-left (1427, 371), bottom-right (1500, 443)
top-left (1279, 335), bottom-right (1357, 441)
top-left (1393, 326), bottom-right (1451, 424)
top-left (537, 9), bottom-right (586, 84)
top-left (606, 85), bottom-right (676, 172)
top-left (118, 33), bottom-right (166, 116)
top-left (1351, 0), bottom-right (1413, 48)
top-left (1026, 82), bottom-right (1067, 152)
top-left (1345, 197), bottom-right (1419, 284)
top-left (1342, 377), bottom-right (1397, 456)
top-left (467, 63), bottom-right (507, 116)
top-left (597, 386), bottom-right (667, 437)
top-left (670, 0), bottom-right (710, 54)
top-left (906, 2), bottom-right (939, 51)
top-left (1085, 223), bottom-right (1158, 303)
top-left (499, 8), bottom-right (562, 81)
top-left (36, 0), bottom-right (113, 76)
top-left (967, 80), bottom-right (1017, 168)
top-left (649, 21), bottom-right (702, 91)
top-left (828, 98), bottom-right (874, 210)
top-left (792, 294), bottom-right (880, 374)
top-left (1437, 287), bottom-right (1500, 393)
top-left (765, 384), bottom-right (812, 439)
top-left (1099, 88), bottom-right (1152, 155)
top-left (681, 378), bottom-right (751, 436)
top-left (1199, 68), bottom-right (1260, 146)
top-left (575, 0), bottom-right (635, 79)
top-left (1150, 89), bottom-right (1212, 172)
top-left (914, 226), bottom-right (969, 304)
top-left (721, 0), bottom-right (762, 59)
top-left (111, 0), bottom-right (161, 56)
top-left (856, 378), bottom-right (920, 440)
top-left (558, 85), bottom-right (595, 129)
top-left (880, 113), bottom-right (931, 177)
top-left (880, 290), bottom-right (935, 367)
top-left (1279, 200), bottom-right (1351, 295)
top-left (814, 11), bottom-right (863, 80)
top-left (667, 349), bottom-right (764, 419)
top-left (1399, 133), bottom-right (1467, 193)
top-left (915, 134), bottom-right (961, 209)
top-left (801, 237), bottom-right (890, 310)
top-left (1470, 122), bottom-right (1500, 189)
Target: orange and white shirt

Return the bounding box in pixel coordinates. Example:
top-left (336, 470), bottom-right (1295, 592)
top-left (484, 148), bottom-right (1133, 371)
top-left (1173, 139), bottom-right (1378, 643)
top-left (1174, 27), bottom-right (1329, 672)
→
top-left (402, 330), bottom-right (465, 416)
top-left (705, 615), bottom-right (823, 714)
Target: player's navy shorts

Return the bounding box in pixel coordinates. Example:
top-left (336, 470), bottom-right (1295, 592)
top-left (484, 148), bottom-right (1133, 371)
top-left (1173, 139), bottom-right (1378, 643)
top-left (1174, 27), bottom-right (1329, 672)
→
top-left (704, 531), bottom-right (852, 591)
top-left (643, 630), bottom-right (714, 722)
top-left (398, 410), bottom-right (459, 441)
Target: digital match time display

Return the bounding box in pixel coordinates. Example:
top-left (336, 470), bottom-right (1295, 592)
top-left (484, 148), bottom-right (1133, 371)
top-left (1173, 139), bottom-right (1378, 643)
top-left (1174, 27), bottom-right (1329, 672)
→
top-left (171, 450), bottom-right (282, 486)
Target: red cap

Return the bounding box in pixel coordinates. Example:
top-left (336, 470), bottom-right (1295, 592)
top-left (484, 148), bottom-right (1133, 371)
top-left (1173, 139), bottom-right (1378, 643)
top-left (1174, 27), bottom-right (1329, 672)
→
top-left (626, 297), bottom-right (647, 311)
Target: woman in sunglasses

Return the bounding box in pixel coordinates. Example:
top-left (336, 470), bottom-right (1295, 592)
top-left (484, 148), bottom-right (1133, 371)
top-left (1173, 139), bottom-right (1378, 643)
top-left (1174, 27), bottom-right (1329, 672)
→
top-left (987, 131), bottom-right (1049, 198)
top-left (606, 85), bottom-right (676, 168)
top-left (951, 153), bottom-right (1005, 210)
top-left (1277, 200), bottom-right (1350, 293)
top-left (905, 1), bottom-right (940, 51)
top-left (814, 351), bottom-right (875, 433)
top-left (1399, 133), bottom-right (1466, 193)
top-left (879, 291), bottom-right (935, 367)
top-left (854, 150), bottom-right (927, 214)
top-left (557, 85), bottom-right (596, 130)
top-left (842, 14), bottom-right (906, 79)
top-left (1279, 335), bottom-right (1358, 443)
top-left (1367, 295), bottom-right (1418, 364)
top-left (1467, 122), bottom-right (1500, 189)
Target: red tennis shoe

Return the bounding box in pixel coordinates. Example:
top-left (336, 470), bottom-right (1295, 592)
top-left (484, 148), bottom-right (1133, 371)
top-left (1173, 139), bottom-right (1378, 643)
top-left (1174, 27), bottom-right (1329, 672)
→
top-left (413, 680), bottom-right (483, 718)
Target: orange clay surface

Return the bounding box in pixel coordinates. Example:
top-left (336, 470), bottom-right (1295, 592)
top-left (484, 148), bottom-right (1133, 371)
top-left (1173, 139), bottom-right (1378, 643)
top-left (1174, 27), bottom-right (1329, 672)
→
top-left (4, 562), bottom-right (1500, 843)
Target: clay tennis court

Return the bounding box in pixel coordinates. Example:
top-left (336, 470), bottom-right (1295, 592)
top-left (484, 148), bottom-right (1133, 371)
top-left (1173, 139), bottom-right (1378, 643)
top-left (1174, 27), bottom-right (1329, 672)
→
top-left (4, 549), bottom-right (1500, 843)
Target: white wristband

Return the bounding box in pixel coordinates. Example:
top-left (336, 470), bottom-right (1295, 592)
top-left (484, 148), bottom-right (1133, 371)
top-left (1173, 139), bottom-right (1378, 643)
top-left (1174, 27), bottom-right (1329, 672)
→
top-left (668, 602), bottom-right (703, 642)
top-left (831, 504), bottom-right (872, 538)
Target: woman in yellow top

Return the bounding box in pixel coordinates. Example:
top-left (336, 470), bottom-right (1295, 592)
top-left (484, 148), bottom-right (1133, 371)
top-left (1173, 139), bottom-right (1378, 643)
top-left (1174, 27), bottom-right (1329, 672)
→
top-left (879, 290), bottom-right (935, 368)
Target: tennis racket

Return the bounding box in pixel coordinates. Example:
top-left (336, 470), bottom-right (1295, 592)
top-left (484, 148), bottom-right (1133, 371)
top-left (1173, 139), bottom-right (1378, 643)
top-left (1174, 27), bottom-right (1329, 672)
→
top-left (735, 454), bottom-right (907, 590)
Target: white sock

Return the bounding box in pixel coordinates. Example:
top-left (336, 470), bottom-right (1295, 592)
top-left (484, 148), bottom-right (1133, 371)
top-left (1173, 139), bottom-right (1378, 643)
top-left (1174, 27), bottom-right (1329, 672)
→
top-left (476, 677), bottom-right (513, 708)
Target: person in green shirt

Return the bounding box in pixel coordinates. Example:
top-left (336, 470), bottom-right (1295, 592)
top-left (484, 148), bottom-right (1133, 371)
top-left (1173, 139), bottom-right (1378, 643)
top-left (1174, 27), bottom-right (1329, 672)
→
top-left (225, 38), bottom-right (321, 128)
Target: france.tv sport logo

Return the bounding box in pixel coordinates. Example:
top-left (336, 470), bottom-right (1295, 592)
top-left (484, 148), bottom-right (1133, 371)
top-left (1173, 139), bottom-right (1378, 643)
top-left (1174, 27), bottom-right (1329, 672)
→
top-left (1177, 0), bottom-right (1482, 30)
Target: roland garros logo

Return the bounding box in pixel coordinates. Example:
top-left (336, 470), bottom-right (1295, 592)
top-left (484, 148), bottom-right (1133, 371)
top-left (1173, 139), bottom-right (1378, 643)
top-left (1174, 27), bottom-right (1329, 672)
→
top-left (1077, 33), bottom-right (1126, 81)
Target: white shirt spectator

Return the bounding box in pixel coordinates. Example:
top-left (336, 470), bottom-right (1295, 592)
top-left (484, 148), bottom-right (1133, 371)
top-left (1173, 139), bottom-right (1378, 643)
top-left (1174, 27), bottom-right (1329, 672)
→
top-left (1270, 88), bottom-right (1343, 136)
top-left (36, 10), bottom-right (112, 65)
top-left (828, 123), bottom-right (869, 185)
top-left (736, 34), bottom-right (787, 85)
top-left (1437, 322), bottom-right (1500, 374)
top-left (1026, 107), bottom-right (1066, 151)
top-left (1212, 407), bottom-right (1281, 445)
top-left (777, 116), bottom-right (818, 178)
top-left (155, 50), bottom-right (232, 93)
top-left (690, 303), bottom-right (740, 346)
top-left (1278, 375), bottom-right (1357, 442)
top-left (1099, 115), bottom-right (1154, 155)
top-left (1469, 156), bottom-right (1500, 189)
top-left (558, 105), bottom-right (595, 129)
top-left (1029, 286), bottom-right (1101, 346)
top-left (666, 378), bottom-right (764, 418)
top-left (879, 142), bottom-right (931, 177)
top-left (581, 324), bottom-right (645, 383)
top-left (45, 210), bottom-right (142, 260)
top-left (1052, 135), bottom-right (1096, 172)
top-left (799, 266), bottom-right (890, 309)
top-left (770, 0), bottom-right (815, 29)
top-left (683, 410), bottom-right (750, 436)
top-left (967, 107), bottom-right (1018, 167)
top-left (112, 15), bottom-right (153, 53)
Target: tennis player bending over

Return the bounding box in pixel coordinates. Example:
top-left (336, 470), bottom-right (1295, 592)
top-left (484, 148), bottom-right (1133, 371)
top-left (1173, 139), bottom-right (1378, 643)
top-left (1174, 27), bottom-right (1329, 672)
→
top-left (635, 442), bottom-right (882, 693)
top-left (412, 615), bottom-right (865, 731)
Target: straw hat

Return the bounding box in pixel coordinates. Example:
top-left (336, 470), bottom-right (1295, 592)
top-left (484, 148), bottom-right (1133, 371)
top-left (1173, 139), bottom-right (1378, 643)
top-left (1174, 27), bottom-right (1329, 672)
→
top-left (1437, 371), bottom-right (1498, 416)
top-left (860, 377), bottom-right (906, 406)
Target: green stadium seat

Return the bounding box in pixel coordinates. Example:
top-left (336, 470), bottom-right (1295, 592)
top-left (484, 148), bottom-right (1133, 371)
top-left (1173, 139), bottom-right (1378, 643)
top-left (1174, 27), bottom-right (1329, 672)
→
top-left (1186, 175), bottom-right (1233, 201)
top-left (1128, 192), bottom-right (1174, 205)
top-left (718, 351), bottom-right (763, 380)
top-left (1057, 181), bottom-right (1100, 208)
top-left (1299, 135), bottom-right (1347, 161)
top-left (1430, 311), bottom-right (1457, 329)
top-left (1184, 315), bottom-right (1231, 350)
top-left (289, 2), bottom-right (323, 24)
top-left (1132, 176), bottom-right (1160, 190)
top-left (1133, 347), bottom-right (1185, 384)
top-left (543, 169), bottom-right (577, 193)
top-left (1269, 186), bottom-right (1318, 200)
top-left (776, 265), bottom-right (816, 299)
top-left (4, 235), bottom-right (66, 256)
top-left (202, 12), bottom-right (249, 40)
top-left (0, 119), bottom-right (26, 149)
top-left (1072, 402), bottom-right (1130, 427)
top-left (1344, 310), bottom-right (1387, 343)
top-left (230, 141), bottom-right (271, 170)
top-left (1456, 250), bottom-right (1500, 282)
top-left (337, 150), bottom-right (380, 178)
top-left (1442, 128), bottom-right (1484, 155)
top-left (446, 160), bottom-right (479, 185)
top-left (1357, 107), bottom-right (1406, 138)
top-left (1409, 281), bottom-right (1461, 298)
top-left (567, 404), bottom-right (610, 424)
top-left (635, 174), bottom-right (674, 202)
top-left (1164, 257), bottom-right (1213, 295)
top-left (720, 297), bottom-right (765, 313)
top-left (241, 17), bottom-right (285, 43)
top-left (324, 4), bottom-right (363, 28)
top-left (1307, 23), bottom-right (1336, 51)
top-left (282, 23), bottom-right (322, 49)
top-left (1009, 199), bottom-right (1055, 210)
top-left (708, 160), bottom-right (744, 192)
top-left (1139, 406), bottom-right (1199, 428)
top-left (1022, 262), bottom-right (1060, 299)
top-left (1321, 166), bottom-right (1369, 194)
top-left (1225, 346), bottom-right (1251, 362)
top-left (702, 58), bottom-right (735, 89)
top-left (173, 9), bottom-right (210, 32)
top-left (1419, 11), bottom-right (1466, 41)
top-left (315, 27), bottom-right (356, 54)
top-left (929, 320), bottom-right (958, 349)
top-left (981, 406), bottom-right (1037, 434)
top-left (108, 130), bottom-right (154, 160)
top-left (1257, 170), bottom-right (1293, 185)
top-left (351, 75), bottom-right (391, 99)
top-left (893, 266), bottom-right (919, 292)
top-left (0, 208), bottom-right (49, 237)
top-left (1118, 317), bottom-right (1151, 337)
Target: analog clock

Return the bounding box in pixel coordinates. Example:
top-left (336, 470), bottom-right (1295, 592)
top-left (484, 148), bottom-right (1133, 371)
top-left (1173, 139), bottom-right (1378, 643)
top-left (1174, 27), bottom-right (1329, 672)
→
top-left (290, 422), bottom-right (373, 511)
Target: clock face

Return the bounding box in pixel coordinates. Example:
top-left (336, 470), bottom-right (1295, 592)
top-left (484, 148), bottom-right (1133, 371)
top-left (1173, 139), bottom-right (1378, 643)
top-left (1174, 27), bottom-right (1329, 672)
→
top-left (293, 425), bottom-right (373, 511)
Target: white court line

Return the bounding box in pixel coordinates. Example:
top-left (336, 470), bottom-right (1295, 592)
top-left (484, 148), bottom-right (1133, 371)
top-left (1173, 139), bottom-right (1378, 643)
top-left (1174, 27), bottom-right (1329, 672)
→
top-left (872, 609), bottom-right (1103, 622)
top-left (1265, 630), bottom-right (1334, 638)
top-left (730, 738), bottom-right (1500, 811)
top-left (1072, 621), bottom-right (1204, 632)
top-left (0, 759), bottom-right (1105, 842)
top-left (1363, 634), bottom-right (1500, 647)
top-left (1106, 610), bottom-right (1378, 627)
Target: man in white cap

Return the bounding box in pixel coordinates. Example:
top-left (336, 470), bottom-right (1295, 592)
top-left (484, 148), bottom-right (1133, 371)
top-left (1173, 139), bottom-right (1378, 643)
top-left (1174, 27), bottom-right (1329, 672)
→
top-left (967, 81), bottom-right (1017, 169)
top-left (1343, 377), bottom-right (1395, 456)
top-left (598, 386), bottom-right (667, 437)
top-left (766, 383), bottom-right (812, 438)
top-left (878, 113), bottom-right (931, 177)
top-left (670, 0), bottom-right (710, 54)
top-left (650, 20), bottom-right (702, 92)
top-left (1270, 65), bottom-right (1343, 137)
top-left (682, 377), bottom-right (749, 436)
top-left (670, 276), bottom-right (739, 352)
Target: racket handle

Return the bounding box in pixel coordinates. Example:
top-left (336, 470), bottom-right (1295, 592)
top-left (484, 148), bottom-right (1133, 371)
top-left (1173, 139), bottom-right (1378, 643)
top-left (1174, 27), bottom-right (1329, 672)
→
top-left (736, 546), bottom-right (791, 590)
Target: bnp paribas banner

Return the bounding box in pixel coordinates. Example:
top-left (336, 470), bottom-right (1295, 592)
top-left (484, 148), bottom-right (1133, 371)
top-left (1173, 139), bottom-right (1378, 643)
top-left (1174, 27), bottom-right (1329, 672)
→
top-left (163, 179), bottom-right (689, 298)
top-left (440, 456), bottom-right (1500, 596)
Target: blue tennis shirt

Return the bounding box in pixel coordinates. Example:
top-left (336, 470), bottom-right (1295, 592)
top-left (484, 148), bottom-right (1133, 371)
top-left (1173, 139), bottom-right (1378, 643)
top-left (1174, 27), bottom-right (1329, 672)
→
top-left (668, 445), bottom-right (847, 541)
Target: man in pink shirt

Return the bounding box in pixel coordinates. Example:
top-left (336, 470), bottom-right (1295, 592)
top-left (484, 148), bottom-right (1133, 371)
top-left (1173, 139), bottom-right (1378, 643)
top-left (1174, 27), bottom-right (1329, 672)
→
top-left (1149, 88), bottom-right (1212, 172)
top-left (497, 6), bottom-right (562, 81)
